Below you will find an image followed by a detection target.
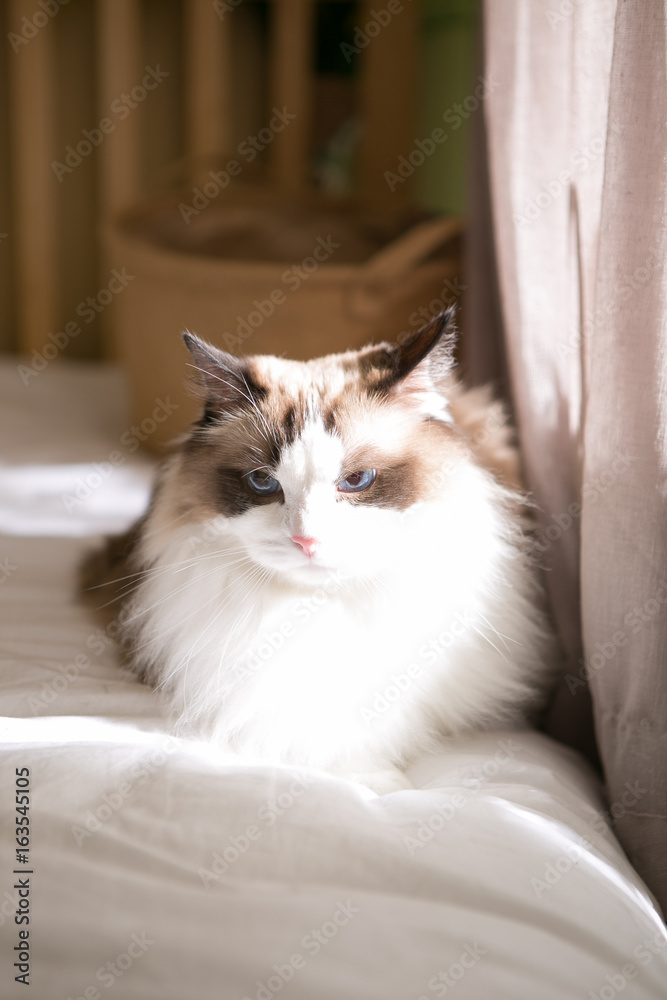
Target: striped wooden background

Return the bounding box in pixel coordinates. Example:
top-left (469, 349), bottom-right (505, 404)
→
top-left (0, 0), bottom-right (419, 359)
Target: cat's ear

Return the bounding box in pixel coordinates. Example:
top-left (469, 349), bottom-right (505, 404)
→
top-left (182, 332), bottom-right (264, 422)
top-left (360, 307), bottom-right (457, 392)
top-left (394, 306), bottom-right (457, 382)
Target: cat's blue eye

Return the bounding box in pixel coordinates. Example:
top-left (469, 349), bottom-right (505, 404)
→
top-left (245, 470), bottom-right (281, 495)
top-left (338, 469), bottom-right (377, 493)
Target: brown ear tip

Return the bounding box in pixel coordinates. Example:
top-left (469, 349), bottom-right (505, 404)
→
top-left (418, 305), bottom-right (458, 352)
top-left (182, 330), bottom-right (200, 351)
top-left (432, 306), bottom-right (458, 349)
top-left (182, 331), bottom-right (220, 366)
top-left (436, 304), bottom-right (456, 332)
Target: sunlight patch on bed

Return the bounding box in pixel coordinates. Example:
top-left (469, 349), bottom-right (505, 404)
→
top-left (0, 462), bottom-right (153, 537)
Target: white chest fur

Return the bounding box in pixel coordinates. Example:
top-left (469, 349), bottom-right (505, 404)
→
top-left (128, 464), bottom-right (551, 774)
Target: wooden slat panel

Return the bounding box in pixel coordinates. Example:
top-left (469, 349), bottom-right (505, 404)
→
top-left (96, 0), bottom-right (142, 358)
top-left (230, 1), bottom-right (266, 153)
top-left (269, 0), bottom-right (314, 192)
top-left (0, 3), bottom-right (17, 352)
top-left (358, 0), bottom-right (419, 203)
top-left (96, 0), bottom-right (142, 220)
top-left (142, 0), bottom-right (187, 188)
top-left (57, 0), bottom-right (99, 359)
top-left (8, 0), bottom-right (59, 353)
top-left (185, 0), bottom-right (232, 177)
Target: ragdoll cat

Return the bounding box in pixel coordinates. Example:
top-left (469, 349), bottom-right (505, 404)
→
top-left (85, 308), bottom-right (557, 792)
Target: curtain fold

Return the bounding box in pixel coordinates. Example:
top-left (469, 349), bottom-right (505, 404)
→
top-left (467, 0), bottom-right (667, 912)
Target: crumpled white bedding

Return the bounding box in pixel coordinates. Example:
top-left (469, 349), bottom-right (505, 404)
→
top-left (0, 359), bottom-right (665, 1000)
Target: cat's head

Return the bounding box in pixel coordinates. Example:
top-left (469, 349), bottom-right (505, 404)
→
top-left (164, 310), bottom-right (498, 586)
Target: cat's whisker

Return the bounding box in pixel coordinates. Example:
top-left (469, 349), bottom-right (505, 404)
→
top-left (128, 559), bottom-right (261, 622)
top-left (135, 548), bottom-right (250, 580)
top-left (86, 547), bottom-right (258, 609)
top-left (202, 568), bottom-right (275, 687)
top-left (137, 507), bottom-right (194, 539)
top-left (469, 623), bottom-right (510, 662)
top-left (83, 569), bottom-right (146, 591)
top-left (365, 570), bottom-right (393, 602)
top-left (133, 540), bottom-right (258, 578)
top-left (129, 565), bottom-right (264, 666)
top-left (161, 563), bottom-right (271, 690)
top-left (187, 362), bottom-right (274, 447)
top-left (476, 611), bottom-right (522, 652)
top-left (239, 370), bottom-right (276, 446)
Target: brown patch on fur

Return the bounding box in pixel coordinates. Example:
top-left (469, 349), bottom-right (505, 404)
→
top-left (181, 409), bottom-right (282, 519)
top-left (343, 462), bottom-right (422, 510)
top-left (356, 345), bottom-right (395, 389)
top-left (328, 386), bottom-right (467, 509)
top-left (253, 394), bottom-right (308, 454)
top-left (183, 333), bottom-right (269, 438)
top-left (321, 406), bottom-right (338, 434)
top-left (78, 517), bottom-right (147, 639)
top-left (168, 317), bottom-right (520, 526)
top-left (448, 385), bottom-right (522, 491)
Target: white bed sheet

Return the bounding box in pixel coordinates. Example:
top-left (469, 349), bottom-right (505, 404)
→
top-left (0, 359), bottom-right (665, 1000)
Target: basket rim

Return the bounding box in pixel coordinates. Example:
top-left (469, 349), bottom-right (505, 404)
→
top-left (101, 184), bottom-right (460, 284)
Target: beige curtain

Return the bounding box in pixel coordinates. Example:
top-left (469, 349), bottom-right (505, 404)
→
top-left (467, 0), bottom-right (667, 912)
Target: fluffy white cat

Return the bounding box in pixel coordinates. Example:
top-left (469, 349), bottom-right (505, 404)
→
top-left (85, 309), bottom-right (557, 792)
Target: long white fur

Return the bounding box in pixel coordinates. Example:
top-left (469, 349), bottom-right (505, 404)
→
top-left (125, 398), bottom-right (554, 787)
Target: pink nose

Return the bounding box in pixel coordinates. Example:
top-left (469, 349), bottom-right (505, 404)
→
top-left (291, 535), bottom-right (318, 558)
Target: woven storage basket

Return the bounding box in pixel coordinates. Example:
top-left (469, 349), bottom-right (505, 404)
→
top-left (104, 186), bottom-right (462, 450)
